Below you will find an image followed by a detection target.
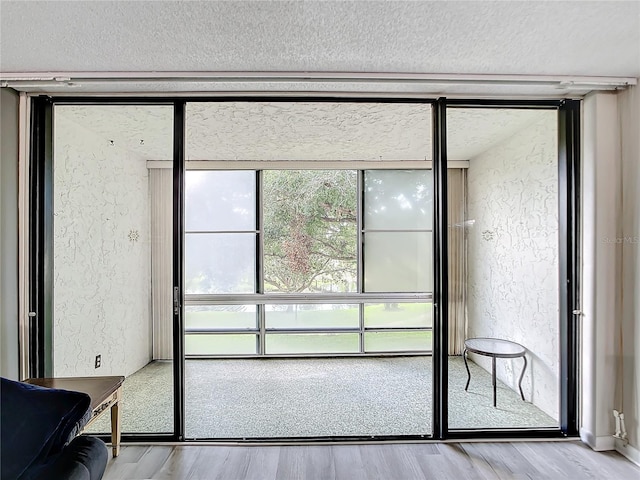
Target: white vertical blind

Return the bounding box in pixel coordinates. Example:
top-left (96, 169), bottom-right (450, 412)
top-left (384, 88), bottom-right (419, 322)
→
top-left (150, 168), bottom-right (173, 359)
top-left (448, 168), bottom-right (467, 355)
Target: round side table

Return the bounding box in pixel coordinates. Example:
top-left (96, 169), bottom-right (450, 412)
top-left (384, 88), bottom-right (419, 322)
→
top-left (463, 337), bottom-right (527, 407)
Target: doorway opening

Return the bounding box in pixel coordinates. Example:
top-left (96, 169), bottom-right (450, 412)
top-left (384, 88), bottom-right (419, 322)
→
top-left (29, 97), bottom-right (578, 441)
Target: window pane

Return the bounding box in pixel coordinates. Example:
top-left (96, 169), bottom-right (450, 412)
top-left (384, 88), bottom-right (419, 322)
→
top-left (364, 170), bottom-right (432, 230)
top-left (265, 333), bottom-right (360, 354)
top-left (185, 171), bottom-right (255, 231)
top-left (364, 232), bottom-right (432, 292)
top-left (185, 233), bottom-right (256, 294)
top-left (448, 108), bottom-right (560, 429)
top-left (53, 105), bottom-right (175, 435)
top-left (364, 332), bottom-right (432, 352)
top-left (185, 334), bottom-right (257, 355)
top-left (265, 304), bottom-right (359, 329)
top-left (185, 305), bottom-right (257, 331)
top-left (263, 170), bottom-right (357, 293)
top-left (364, 303), bottom-right (432, 328)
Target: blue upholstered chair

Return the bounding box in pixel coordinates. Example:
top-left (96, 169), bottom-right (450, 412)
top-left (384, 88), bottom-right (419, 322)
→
top-left (1, 377), bottom-right (108, 480)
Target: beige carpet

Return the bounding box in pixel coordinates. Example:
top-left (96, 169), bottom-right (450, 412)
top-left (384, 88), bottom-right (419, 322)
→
top-left (86, 357), bottom-right (556, 438)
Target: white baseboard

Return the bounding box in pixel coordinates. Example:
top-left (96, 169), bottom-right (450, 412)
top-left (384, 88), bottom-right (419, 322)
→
top-left (615, 439), bottom-right (640, 467)
top-left (580, 428), bottom-right (615, 451)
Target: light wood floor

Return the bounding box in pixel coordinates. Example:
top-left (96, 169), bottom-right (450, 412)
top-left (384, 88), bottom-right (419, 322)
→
top-left (103, 441), bottom-right (640, 480)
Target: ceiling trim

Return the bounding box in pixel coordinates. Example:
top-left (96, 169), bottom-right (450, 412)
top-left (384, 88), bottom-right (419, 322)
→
top-left (1, 71), bottom-right (636, 91)
top-left (21, 92), bottom-right (580, 102)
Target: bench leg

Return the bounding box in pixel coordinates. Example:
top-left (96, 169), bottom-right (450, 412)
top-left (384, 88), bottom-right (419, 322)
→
top-left (110, 390), bottom-right (122, 457)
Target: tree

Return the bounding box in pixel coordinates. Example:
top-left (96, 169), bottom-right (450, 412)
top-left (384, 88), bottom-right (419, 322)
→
top-left (263, 170), bottom-right (357, 293)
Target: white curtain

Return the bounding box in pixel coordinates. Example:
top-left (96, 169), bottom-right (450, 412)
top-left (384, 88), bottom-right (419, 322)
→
top-left (150, 168), bottom-right (173, 360)
top-left (447, 168), bottom-right (467, 355)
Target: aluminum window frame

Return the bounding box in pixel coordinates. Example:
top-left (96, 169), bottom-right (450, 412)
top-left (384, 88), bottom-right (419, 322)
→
top-left (184, 166), bottom-right (435, 357)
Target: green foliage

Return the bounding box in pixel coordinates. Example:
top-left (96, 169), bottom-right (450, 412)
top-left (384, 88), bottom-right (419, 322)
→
top-left (263, 170), bottom-right (357, 292)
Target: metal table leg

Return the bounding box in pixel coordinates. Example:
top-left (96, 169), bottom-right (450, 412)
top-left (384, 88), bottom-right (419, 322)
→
top-left (518, 354), bottom-right (527, 401)
top-left (463, 348), bottom-right (471, 391)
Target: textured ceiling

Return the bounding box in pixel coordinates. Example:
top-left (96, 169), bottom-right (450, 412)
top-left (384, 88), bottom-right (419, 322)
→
top-left (55, 104), bottom-right (547, 162)
top-left (54, 105), bottom-right (174, 160)
top-left (1, 1), bottom-right (638, 80)
top-left (186, 102), bottom-right (432, 161)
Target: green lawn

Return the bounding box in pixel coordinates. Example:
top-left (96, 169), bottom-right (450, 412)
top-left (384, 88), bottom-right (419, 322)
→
top-left (185, 331), bottom-right (433, 355)
top-left (185, 302), bottom-right (433, 329)
top-left (185, 303), bottom-right (433, 355)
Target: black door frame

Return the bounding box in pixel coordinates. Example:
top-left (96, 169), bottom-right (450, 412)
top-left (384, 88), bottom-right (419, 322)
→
top-left (28, 96), bottom-right (54, 378)
top-left (28, 98), bottom-right (183, 442)
top-left (432, 98), bottom-right (448, 439)
top-left (558, 99), bottom-right (581, 436)
top-left (442, 98), bottom-right (581, 439)
top-left (27, 95), bottom-right (580, 442)
top-left (173, 101), bottom-right (187, 441)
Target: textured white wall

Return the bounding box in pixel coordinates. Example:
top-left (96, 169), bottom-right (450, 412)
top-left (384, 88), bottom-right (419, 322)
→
top-left (466, 111), bottom-right (559, 420)
top-left (53, 112), bottom-right (152, 377)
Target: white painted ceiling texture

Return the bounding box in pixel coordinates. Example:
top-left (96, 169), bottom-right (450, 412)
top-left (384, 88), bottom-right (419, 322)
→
top-left (0, 1), bottom-right (638, 95)
top-left (55, 103), bottom-right (547, 162)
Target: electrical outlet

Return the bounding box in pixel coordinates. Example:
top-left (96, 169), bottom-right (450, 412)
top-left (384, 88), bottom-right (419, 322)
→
top-left (95, 355), bottom-right (101, 369)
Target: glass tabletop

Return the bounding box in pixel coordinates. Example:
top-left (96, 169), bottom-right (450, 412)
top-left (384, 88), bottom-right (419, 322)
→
top-left (464, 337), bottom-right (526, 357)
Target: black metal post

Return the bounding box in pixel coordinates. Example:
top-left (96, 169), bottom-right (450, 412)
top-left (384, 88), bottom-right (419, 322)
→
top-left (28, 96), bottom-right (54, 378)
top-left (432, 98), bottom-right (449, 439)
top-left (173, 101), bottom-right (186, 440)
top-left (558, 99), bottom-right (581, 436)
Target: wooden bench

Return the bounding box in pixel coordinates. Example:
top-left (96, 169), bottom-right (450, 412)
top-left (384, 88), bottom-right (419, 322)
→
top-left (25, 376), bottom-right (124, 457)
